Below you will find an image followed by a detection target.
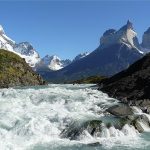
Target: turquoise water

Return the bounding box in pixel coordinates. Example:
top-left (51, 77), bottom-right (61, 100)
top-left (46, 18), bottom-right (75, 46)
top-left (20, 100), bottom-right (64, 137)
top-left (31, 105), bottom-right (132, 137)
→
top-left (0, 84), bottom-right (149, 150)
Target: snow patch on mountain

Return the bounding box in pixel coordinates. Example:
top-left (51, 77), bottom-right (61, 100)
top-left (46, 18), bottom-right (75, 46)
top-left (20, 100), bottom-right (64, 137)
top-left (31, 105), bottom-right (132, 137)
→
top-left (73, 52), bottom-right (90, 61)
top-left (36, 55), bottom-right (72, 71)
top-left (0, 25), bottom-right (15, 52)
top-left (14, 42), bottom-right (40, 67)
top-left (0, 25), bottom-right (40, 67)
top-left (0, 25), bottom-right (5, 35)
top-left (42, 55), bottom-right (63, 70)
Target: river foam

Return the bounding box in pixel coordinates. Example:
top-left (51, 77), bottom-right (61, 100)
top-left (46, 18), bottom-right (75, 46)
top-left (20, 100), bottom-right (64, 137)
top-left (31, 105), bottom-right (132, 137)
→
top-left (0, 84), bottom-right (149, 150)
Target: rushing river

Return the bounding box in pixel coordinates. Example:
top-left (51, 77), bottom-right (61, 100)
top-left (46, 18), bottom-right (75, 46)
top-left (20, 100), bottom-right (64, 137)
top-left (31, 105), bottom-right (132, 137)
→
top-left (0, 84), bottom-right (150, 150)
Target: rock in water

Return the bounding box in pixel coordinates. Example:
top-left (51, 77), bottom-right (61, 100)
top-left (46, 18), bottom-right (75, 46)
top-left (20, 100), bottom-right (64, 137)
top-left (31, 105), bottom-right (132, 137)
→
top-left (107, 104), bottom-right (133, 117)
top-left (60, 120), bottom-right (102, 140)
top-left (0, 49), bottom-right (46, 88)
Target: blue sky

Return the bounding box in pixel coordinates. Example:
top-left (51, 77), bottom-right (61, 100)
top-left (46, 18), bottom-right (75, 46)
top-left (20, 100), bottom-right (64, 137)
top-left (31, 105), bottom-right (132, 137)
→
top-left (0, 0), bottom-right (150, 59)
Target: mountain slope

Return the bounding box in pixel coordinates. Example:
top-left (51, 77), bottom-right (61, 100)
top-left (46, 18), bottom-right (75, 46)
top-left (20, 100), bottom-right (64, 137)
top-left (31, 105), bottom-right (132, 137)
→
top-left (0, 25), bottom-right (40, 67)
top-left (0, 49), bottom-right (45, 88)
top-left (14, 42), bottom-right (40, 67)
top-left (0, 25), bottom-right (15, 52)
top-left (73, 52), bottom-right (90, 62)
top-left (41, 21), bottom-right (143, 82)
top-left (0, 25), bottom-right (72, 71)
top-left (141, 27), bottom-right (150, 53)
top-left (99, 52), bottom-right (150, 105)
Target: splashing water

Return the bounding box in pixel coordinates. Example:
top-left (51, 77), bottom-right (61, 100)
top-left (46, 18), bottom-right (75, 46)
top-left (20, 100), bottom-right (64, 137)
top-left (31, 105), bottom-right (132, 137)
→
top-left (0, 84), bottom-right (149, 150)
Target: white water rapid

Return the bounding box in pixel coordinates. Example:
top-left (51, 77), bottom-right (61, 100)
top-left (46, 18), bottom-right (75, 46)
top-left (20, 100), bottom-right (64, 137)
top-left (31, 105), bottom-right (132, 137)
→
top-left (0, 84), bottom-right (149, 150)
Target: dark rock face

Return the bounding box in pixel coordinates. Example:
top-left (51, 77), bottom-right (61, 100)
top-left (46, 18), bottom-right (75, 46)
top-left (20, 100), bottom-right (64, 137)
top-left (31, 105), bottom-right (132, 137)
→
top-left (0, 49), bottom-right (46, 88)
top-left (99, 53), bottom-right (150, 105)
top-left (141, 27), bottom-right (150, 51)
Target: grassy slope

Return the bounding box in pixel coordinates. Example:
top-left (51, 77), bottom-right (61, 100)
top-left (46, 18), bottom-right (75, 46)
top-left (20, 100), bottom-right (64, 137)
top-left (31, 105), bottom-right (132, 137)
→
top-left (0, 49), bottom-right (45, 88)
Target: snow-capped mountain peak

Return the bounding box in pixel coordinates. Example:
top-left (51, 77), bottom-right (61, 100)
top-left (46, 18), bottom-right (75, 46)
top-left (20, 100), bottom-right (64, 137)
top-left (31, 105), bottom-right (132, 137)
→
top-left (0, 25), bottom-right (15, 52)
top-left (119, 20), bottom-right (133, 31)
top-left (0, 25), bottom-right (40, 67)
top-left (42, 55), bottom-right (64, 71)
top-left (14, 42), bottom-right (40, 67)
top-left (117, 20), bottom-right (141, 50)
top-left (35, 55), bottom-right (72, 71)
top-left (100, 20), bottom-right (142, 53)
top-left (43, 55), bottom-right (60, 64)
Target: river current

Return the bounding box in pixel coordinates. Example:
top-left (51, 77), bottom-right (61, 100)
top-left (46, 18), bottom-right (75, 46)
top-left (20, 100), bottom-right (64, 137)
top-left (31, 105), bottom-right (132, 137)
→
top-left (0, 84), bottom-right (149, 150)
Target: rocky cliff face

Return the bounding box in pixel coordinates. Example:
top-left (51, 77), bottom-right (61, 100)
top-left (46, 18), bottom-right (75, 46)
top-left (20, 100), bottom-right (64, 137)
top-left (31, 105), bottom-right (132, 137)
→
top-left (100, 20), bottom-right (141, 51)
top-left (0, 49), bottom-right (46, 88)
top-left (141, 27), bottom-right (150, 53)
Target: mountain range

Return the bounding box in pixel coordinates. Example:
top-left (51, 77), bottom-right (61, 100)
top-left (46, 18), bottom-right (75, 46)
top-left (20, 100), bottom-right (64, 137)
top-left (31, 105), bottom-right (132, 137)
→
top-left (1, 20), bottom-right (150, 82)
top-left (0, 25), bottom-right (89, 72)
top-left (39, 20), bottom-right (150, 82)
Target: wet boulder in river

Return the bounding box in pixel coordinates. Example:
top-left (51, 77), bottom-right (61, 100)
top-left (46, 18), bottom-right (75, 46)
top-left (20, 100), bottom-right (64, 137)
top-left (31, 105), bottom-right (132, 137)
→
top-left (106, 104), bottom-right (134, 117)
top-left (60, 120), bottom-right (102, 140)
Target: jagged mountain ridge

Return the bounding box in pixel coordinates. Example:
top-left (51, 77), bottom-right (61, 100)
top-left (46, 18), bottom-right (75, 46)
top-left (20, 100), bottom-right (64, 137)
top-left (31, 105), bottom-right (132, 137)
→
top-left (35, 55), bottom-right (72, 71)
top-left (35, 52), bottom-right (90, 72)
top-left (1, 21), bottom-right (150, 81)
top-left (40, 20), bottom-right (144, 82)
top-left (0, 25), bottom-right (40, 67)
top-left (100, 20), bottom-right (142, 52)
